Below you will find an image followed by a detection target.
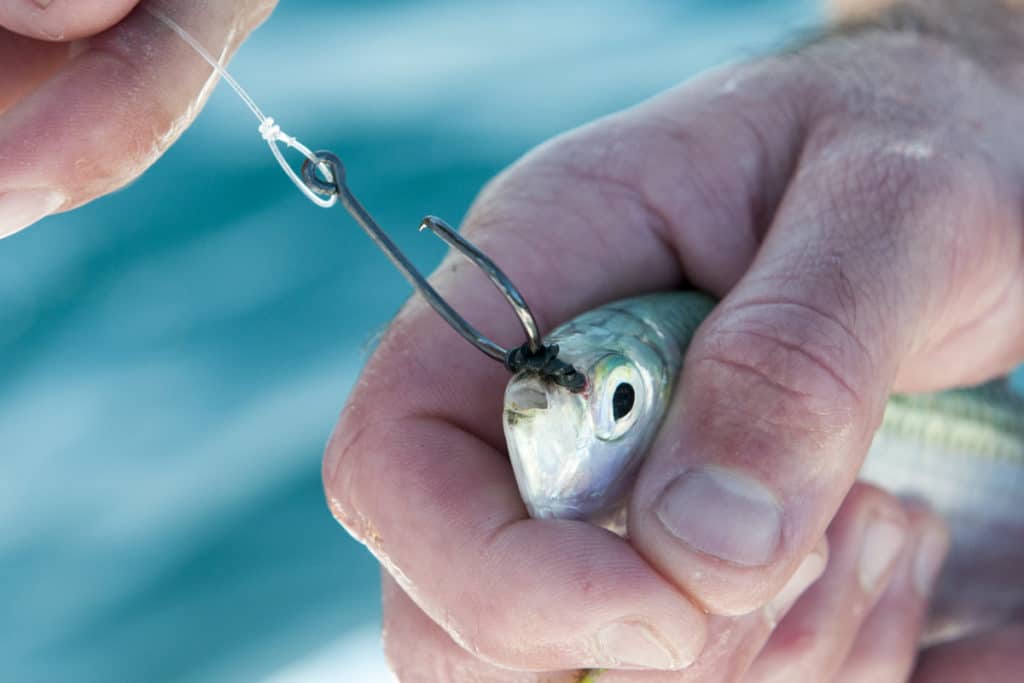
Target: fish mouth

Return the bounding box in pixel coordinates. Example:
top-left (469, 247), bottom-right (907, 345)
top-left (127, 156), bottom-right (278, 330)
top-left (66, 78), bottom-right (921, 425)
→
top-left (505, 380), bottom-right (549, 413)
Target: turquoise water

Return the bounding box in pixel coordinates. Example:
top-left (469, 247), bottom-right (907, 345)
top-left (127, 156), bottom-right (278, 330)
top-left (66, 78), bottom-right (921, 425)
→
top-left (5, 1), bottom-right (1017, 681)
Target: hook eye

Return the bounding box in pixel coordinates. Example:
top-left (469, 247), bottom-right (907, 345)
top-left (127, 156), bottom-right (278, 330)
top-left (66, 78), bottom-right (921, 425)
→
top-left (260, 121), bottom-right (336, 208)
top-left (302, 151), bottom-right (344, 197)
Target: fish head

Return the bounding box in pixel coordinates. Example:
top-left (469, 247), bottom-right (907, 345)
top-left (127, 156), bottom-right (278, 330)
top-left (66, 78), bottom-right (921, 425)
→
top-left (502, 337), bottom-right (669, 521)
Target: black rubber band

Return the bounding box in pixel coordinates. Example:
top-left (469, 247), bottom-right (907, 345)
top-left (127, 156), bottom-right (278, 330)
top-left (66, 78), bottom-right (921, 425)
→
top-left (505, 343), bottom-right (586, 392)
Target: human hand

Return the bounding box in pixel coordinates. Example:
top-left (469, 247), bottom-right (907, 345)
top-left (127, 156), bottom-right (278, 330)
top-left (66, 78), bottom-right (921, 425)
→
top-left (0, 0), bottom-right (276, 239)
top-left (384, 485), bottom-right (954, 682)
top-left (326, 3), bottom-right (1024, 680)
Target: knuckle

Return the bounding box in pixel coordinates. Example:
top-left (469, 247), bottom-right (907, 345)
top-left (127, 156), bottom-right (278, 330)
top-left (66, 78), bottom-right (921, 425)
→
top-left (788, 47), bottom-right (1000, 239)
top-left (786, 125), bottom-right (1002, 323)
top-left (842, 139), bottom-right (967, 220)
top-left (788, 28), bottom-right (984, 130)
top-left (695, 296), bottom-right (875, 438)
top-left (806, 133), bottom-right (966, 245)
top-left (808, 130), bottom-right (1003, 316)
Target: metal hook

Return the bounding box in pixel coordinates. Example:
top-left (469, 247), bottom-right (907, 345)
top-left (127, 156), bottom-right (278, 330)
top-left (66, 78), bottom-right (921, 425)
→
top-left (302, 151), bottom-right (584, 391)
top-left (418, 216), bottom-right (542, 355)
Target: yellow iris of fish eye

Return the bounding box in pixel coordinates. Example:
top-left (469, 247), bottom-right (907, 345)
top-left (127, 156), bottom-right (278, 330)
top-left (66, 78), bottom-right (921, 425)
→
top-left (592, 355), bottom-right (644, 441)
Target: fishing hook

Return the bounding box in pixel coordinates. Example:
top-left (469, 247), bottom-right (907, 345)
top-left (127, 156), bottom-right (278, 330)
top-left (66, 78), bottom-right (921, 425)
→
top-left (301, 151), bottom-right (585, 392)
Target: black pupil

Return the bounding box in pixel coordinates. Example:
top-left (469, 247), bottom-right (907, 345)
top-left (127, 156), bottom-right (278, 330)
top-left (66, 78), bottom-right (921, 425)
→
top-left (612, 383), bottom-right (635, 421)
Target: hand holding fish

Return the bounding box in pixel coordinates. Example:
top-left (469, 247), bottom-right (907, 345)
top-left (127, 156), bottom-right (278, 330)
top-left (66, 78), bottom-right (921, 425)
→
top-left (5, 0), bottom-right (1022, 680)
top-left (0, 0), bottom-right (277, 239)
top-left (327, 1), bottom-right (1024, 680)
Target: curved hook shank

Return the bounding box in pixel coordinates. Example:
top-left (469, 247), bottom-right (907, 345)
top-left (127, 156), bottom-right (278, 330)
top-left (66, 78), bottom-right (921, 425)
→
top-left (419, 217), bottom-right (543, 355)
top-left (303, 152), bottom-right (529, 363)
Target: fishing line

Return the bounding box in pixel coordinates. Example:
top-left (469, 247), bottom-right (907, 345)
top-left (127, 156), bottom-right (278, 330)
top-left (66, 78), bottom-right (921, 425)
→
top-left (143, 4), bottom-right (336, 208)
top-left (144, 3), bottom-right (579, 384)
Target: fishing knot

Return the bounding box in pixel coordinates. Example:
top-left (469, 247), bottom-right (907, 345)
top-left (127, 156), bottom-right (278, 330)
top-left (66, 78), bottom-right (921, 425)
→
top-left (505, 343), bottom-right (586, 393)
top-left (258, 117), bottom-right (282, 142)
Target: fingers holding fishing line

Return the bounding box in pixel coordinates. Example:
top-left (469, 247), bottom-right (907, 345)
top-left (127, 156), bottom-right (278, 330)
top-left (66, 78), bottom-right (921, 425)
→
top-left (628, 35), bottom-right (1024, 618)
top-left (0, 0), bottom-right (278, 239)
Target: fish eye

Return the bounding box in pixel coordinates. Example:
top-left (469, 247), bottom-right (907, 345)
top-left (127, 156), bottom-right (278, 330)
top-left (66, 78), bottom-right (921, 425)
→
top-left (612, 383), bottom-right (635, 420)
top-left (592, 356), bottom-right (644, 441)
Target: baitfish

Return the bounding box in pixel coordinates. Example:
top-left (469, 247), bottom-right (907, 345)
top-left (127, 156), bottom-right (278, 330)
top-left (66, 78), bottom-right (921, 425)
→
top-left (502, 292), bottom-right (1024, 643)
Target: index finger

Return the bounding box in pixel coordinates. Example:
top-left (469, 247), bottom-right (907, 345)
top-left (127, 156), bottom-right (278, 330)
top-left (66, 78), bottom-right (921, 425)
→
top-left (324, 61), bottom-right (808, 671)
top-left (0, 0), bottom-right (277, 239)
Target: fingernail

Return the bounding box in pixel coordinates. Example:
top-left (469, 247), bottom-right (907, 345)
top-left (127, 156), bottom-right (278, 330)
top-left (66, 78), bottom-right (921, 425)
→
top-left (596, 621), bottom-right (682, 670)
top-left (655, 467), bottom-right (782, 566)
top-left (764, 548), bottom-right (827, 626)
top-left (913, 527), bottom-right (949, 597)
top-left (858, 515), bottom-right (906, 593)
top-left (0, 189), bottom-right (64, 239)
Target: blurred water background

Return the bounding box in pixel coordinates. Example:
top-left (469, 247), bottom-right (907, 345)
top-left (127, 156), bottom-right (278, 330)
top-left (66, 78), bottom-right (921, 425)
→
top-left (7, 1), bottom-right (1018, 681)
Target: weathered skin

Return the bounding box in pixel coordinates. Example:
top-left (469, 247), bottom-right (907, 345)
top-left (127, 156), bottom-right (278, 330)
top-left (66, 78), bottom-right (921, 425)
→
top-left (503, 292), bottom-right (1024, 642)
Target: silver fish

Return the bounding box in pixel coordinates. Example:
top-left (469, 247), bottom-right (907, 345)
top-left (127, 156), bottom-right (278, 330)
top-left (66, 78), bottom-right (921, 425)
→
top-left (502, 292), bottom-right (1024, 642)
top-left (503, 292), bottom-right (713, 523)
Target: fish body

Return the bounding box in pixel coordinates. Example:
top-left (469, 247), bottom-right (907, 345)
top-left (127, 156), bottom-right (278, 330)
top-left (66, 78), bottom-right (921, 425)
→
top-left (860, 385), bottom-right (1024, 641)
top-left (502, 292), bottom-right (1024, 641)
top-left (504, 292), bottom-right (714, 522)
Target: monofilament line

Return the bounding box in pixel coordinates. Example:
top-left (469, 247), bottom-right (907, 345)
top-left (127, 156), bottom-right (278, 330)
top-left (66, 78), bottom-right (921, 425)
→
top-left (143, 4), bottom-right (336, 208)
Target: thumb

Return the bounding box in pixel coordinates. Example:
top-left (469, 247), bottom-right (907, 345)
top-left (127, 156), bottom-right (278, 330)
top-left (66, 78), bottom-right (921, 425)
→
top-left (628, 124), bottom-right (1023, 615)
